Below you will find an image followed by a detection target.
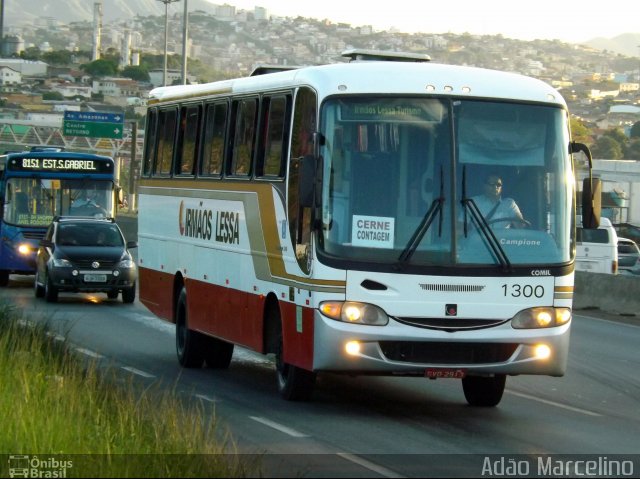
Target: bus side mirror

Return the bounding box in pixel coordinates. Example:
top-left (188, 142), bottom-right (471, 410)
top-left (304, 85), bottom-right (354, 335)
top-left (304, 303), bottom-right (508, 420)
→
top-left (581, 177), bottom-right (601, 229)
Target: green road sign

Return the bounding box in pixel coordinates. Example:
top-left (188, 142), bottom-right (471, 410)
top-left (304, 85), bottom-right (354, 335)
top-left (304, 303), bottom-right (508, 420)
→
top-left (63, 111), bottom-right (124, 139)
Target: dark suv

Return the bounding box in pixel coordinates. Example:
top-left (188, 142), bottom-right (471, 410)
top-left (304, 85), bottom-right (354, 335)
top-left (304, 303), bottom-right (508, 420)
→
top-left (34, 217), bottom-right (137, 303)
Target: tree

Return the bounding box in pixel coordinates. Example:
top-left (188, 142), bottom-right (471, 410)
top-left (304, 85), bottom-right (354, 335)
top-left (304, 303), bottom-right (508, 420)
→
top-left (591, 136), bottom-right (623, 159)
top-left (570, 117), bottom-right (592, 145)
top-left (121, 66), bottom-right (150, 82)
top-left (80, 59), bottom-right (118, 77)
top-left (603, 127), bottom-right (627, 145)
top-left (625, 139), bottom-right (640, 161)
top-left (42, 92), bottom-right (65, 101)
top-left (42, 50), bottom-right (74, 66)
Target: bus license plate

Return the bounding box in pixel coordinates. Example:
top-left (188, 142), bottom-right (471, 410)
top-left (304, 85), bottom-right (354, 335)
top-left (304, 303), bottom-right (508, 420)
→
top-left (84, 274), bottom-right (107, 283)
top-left (425, 369), bottom-right (466, 379)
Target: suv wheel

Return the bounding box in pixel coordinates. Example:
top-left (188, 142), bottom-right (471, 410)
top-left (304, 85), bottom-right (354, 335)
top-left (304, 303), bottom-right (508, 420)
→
top-left (122, 284), bottom-right (136, 303)
top-left (44, 271), bottom-right (58, 303)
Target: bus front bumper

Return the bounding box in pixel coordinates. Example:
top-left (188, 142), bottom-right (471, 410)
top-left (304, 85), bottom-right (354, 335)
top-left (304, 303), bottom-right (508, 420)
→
top-left (312, 312), bottom-right (570, 377)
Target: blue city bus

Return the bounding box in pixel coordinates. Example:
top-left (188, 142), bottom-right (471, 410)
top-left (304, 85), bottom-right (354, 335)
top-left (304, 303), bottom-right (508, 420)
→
top-left (0, 150), bottom-right (119, 285)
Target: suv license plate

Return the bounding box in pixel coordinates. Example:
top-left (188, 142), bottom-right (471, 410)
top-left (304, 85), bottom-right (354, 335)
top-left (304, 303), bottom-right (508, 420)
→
top-left (425, 368), bottom-right (466, 379)
top-left (84, 274), bottom-right (107, 283)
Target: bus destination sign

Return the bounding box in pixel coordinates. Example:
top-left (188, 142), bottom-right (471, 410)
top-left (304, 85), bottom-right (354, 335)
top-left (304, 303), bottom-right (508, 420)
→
top-left (8, 157), bottom-right (114, 173)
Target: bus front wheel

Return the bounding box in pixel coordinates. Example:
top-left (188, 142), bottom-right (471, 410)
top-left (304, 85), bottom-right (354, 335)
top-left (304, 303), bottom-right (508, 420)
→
top-left (0, 270), bottom-right (9, 287)
top-left (462, 374), bottom-right (506, 407)
top-left (175, 288), bottom-right (204, 368)
top-left (275, 329), bottom-right (316, 401)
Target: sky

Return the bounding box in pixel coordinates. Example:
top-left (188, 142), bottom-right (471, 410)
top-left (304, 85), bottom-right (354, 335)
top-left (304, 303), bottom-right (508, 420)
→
top-left (209, 0), bottom-right (640, 44)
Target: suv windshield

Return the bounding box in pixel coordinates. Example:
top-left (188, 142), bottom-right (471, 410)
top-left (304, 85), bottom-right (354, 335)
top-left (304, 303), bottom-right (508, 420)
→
top-left (317, 97), bottom-right (573, 271)
top-left (57, 223), bottom-right (123, 247)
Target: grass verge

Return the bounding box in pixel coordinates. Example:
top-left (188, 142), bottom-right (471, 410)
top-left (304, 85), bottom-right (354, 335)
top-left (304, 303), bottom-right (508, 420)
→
top-left (0, 302), bottom-right (257, 477)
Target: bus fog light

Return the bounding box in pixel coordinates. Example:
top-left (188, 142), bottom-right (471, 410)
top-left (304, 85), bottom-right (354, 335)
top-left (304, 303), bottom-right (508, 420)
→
top-left (345, 341), bottom-right (361, 356)
top-left (535, 344), bottom-right (551, 359)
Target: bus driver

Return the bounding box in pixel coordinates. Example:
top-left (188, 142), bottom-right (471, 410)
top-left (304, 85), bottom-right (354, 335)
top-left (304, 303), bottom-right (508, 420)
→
top-left (469, 173), bottom-right (528, 228)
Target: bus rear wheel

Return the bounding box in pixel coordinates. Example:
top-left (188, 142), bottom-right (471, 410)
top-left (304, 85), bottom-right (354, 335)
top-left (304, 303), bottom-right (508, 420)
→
top-left (462, 374), bottom-right (506, 407)
top-left (175, 287), bottom-right (204, 368)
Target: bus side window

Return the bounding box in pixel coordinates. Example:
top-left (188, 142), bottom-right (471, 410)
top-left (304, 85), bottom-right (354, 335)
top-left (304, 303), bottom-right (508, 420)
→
top-left (155, 108), bottom-right (177, 176)
top-left (287, 87), bottom-right (317, 274)
top-left (230, 98), bottom-right (257, 177)
top-left (142, 109), bottom-right (158, 176)
top-left (176, 105), bottom-right (201, 176)
top-left (200, 102), bottom-right (228, 176)
top-left (256, 95), bottom-right (289, 178)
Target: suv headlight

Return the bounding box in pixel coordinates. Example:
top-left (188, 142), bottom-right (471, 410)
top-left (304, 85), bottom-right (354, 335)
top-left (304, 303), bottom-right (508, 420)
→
top-left (511, 307), bottom-right (571, 329)
top-left (117, 259), bottom-right (136, 269)
top-left (319, 301), bottom-right (389, 326)
top-left (52, 258), bottom-right (73, 267)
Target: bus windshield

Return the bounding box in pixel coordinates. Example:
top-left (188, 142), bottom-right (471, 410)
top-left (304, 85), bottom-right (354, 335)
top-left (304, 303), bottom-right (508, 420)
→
top-left (318, 97), bottom-right (573, 269)
top-left (3, 178), bottom-right (114, 226)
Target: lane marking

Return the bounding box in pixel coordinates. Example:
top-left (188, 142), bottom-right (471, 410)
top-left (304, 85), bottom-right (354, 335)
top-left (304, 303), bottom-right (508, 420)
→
top-left (337, 453), bottom-right (405, 478)
top-left (121, 366), bottom-right (156, 378)
top-left (249, 416), bottom-right (309, 438)
top-left (46, 331), bottom-right (66, 342)
top-left (506, 390), bottom-right (602, 417)
top-left (194, 394), bottom-right (218, 403)
top-left (75, 347), bottom-right (104, 359)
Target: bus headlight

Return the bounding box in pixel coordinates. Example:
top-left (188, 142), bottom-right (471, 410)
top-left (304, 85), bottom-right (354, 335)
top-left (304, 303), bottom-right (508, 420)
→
top-left (18, 244), bottom-right (32, 255)
top-left (319, 301), bottom-right (389, 326)
top-left (511, 307), bottom-right (571, 329)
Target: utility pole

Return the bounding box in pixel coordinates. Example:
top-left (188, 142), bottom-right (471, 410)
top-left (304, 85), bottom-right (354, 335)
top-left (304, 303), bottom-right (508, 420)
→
top-left (128, 121), bottom-right (138, 213)
top-left (181, 0), bottom-right (188, 85)
top-left (157, 0), bottom-right (180, 86)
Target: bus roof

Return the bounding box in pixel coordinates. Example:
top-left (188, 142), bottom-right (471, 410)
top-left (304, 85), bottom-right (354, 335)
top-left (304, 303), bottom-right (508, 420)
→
top-left (148, 60), bottom-right (566, 108)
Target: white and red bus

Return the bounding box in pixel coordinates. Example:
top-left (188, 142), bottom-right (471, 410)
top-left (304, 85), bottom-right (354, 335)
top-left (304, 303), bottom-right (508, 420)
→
top-left (138, 50), bottom-right (599, 406)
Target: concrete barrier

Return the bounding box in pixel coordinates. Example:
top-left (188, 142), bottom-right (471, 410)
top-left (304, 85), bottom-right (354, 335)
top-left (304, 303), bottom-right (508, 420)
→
top-left (574, 271), bottom-right (640, 316)
top-left (115, 213), bottom-right (637, 317)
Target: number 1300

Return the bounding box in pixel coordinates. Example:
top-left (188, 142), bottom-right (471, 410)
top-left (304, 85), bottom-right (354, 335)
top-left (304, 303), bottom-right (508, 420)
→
top-left (502, 284), bottom-right (544, 298)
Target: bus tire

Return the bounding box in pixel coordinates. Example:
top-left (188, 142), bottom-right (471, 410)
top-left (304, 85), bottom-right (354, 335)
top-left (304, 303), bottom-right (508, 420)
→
top-left (0, 270), bottom-right (9, 287)
top-left (175, 287), bottom-right (204, 368)
top-left (462, 374), bottom-right (506, 407)
top-left (45, 271), bottom-right (58, 303)
top-left (204, 336), bottom-right (234, 369)
top-left (122, 285), bottom-right (136, 304)
top-left (275, 326), bottom-right (316, 401)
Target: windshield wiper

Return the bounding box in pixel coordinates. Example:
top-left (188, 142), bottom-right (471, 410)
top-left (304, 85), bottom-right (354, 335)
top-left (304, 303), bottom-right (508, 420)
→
top-left (460, 166), bottom-right (512, 271)
top-left (397, 167), bottom-right (445, 264)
